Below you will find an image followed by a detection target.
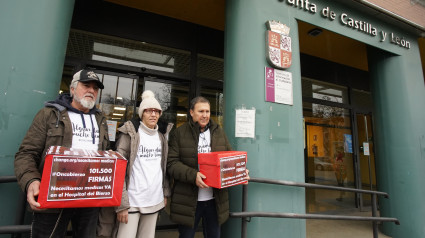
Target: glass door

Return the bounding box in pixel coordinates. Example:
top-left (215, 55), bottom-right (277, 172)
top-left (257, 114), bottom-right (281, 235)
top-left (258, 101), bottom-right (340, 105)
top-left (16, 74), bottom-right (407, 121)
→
top-left (304, 103), bottom-right (356, 213)
top-left (95, 70), bottom-right (138, 122)
top-left (140, 77), bottom-right (190, 128)
top-left (356, 113), bottom-right (377, 208)
top-left (302, 78), bottom-right (357, 213)
top-left (94, 70), bottom-right (138, 144)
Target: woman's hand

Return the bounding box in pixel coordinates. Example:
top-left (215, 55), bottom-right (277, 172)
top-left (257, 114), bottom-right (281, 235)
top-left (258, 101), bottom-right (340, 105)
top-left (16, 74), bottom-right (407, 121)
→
top-left (117, 209), bottom-right (129, 224)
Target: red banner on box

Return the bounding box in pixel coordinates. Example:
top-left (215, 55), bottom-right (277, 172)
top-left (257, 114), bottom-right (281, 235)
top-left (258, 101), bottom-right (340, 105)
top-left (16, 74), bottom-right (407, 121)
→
top-left (199, 151), bottom-right (247, 189)
top-left (38, 146), bottom-right (127, 208)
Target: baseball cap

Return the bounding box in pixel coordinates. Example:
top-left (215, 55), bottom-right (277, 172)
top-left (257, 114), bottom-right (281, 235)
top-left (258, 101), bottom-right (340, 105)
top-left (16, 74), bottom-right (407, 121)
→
top-left (71, 70), bottom-right (104, 89)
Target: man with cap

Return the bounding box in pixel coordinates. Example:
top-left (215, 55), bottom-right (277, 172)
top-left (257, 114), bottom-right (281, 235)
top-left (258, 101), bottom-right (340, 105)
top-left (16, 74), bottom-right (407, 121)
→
top-left (14, 69), bottom-right (109, 238)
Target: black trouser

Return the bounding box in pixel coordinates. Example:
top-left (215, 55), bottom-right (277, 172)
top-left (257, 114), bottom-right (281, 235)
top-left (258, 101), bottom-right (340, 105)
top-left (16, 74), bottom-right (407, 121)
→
top-left (178, 199), bottom-right (220, 238)
top-left (31, 207), bottom-right (99, 238)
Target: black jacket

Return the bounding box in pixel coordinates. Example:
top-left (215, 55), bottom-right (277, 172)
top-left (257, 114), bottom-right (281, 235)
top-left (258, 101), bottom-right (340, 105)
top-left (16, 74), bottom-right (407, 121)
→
top-left (167, 119), bottom-right (231, 227)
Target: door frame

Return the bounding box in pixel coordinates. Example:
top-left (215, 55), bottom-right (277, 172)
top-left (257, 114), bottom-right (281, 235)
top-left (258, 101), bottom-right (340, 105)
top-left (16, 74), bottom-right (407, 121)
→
top-left (303, 86), bottom-right (377, 212)
top-left (352, 110), bottom-right (376, 210)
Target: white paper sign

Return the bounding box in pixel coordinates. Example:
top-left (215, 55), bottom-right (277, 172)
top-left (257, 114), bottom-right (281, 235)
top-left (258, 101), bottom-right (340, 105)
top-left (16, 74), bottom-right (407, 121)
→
top-left (107, 120), bottom-right (118, 142)
top-left (274, 70), bottom-right (293, 105)
top-left (363, 142), bottom-right (370, 156)
top-left (235, 109), bottom-right (256, 138)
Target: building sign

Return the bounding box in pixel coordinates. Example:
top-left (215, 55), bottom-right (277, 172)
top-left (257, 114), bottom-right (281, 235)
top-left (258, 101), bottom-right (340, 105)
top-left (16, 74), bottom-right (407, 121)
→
top-left (278, 0), bottom-right (411, 49)
top-left (265, 67), bottom-right (293, 105)
top-left (266, 20), bottom-right (292, 69)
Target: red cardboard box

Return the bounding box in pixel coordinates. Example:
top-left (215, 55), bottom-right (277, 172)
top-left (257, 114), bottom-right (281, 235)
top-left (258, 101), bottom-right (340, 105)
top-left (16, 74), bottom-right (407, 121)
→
top-left (38, 146), bottom-right (127, 209)
top-left (198, 151), bottom-right (247, 189)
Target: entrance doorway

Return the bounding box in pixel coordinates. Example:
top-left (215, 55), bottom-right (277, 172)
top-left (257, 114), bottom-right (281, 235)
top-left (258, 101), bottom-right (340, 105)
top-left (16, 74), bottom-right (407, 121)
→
top-left (57, 8), bottom-right (224, 235)
top-left (303, 78), bottom-right (377, 214)
top-left (303, 78), bottom-right (355, 213)
top-left (298, 19), bottom-right (378, 214)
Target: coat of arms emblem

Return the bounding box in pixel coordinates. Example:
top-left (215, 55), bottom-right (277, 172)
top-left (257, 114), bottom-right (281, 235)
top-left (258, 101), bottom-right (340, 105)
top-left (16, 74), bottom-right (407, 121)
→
top-left (266, 21), bottom-right (292, 69)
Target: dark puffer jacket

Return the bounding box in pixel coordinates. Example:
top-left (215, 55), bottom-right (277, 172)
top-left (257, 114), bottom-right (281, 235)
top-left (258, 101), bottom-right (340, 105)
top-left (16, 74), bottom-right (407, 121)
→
top-left (167, 119), bottom-right (232, 227)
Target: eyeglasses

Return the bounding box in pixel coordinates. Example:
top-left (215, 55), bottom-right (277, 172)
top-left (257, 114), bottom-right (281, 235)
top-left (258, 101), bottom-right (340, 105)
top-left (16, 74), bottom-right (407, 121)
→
top-left (144, 109), bottom-right (161, 115)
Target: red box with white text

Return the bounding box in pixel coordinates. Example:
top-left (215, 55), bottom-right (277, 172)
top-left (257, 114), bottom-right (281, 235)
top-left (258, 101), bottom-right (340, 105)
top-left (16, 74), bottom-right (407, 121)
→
top-left (198, 151), bottom-right (247, 189)
top-left (38, 146), bottom-right (127, 208)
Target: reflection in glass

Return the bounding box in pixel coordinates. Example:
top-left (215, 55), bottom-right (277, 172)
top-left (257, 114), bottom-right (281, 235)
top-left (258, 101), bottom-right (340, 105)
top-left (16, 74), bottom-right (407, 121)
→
top-left (302, 77), bottom-right (348, 104)
top-left (144, 80), bottom-right (189, 128)
top-left (93, 43), bottom-right (175, 72)
top-left (352, 89), bottom-right (373, 112)
top-left (303, 102), bottom-right (351, 127)
top-left (97, 73), bottom-right (137, 124)
top-left (304, 103), bottom-right (355, 213)
top-left (201, 86), bottom-right (223, 127)
top-left (66, 29), bottom-right (191, 75)
top-left (197, 54), bottom-right (224, 81)
top-left (100, 75), bottom-right (118, 104)
top-left (116, 77), bottom-right (135, 106)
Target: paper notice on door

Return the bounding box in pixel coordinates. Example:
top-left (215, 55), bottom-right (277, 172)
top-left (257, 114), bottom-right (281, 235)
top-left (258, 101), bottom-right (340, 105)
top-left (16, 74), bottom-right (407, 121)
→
top-left (363, 142), bottom-right (370, 156)
top-left (235, 109), bottom-right (255, 138)
top-left (107, 120), bottom-right (117, 142)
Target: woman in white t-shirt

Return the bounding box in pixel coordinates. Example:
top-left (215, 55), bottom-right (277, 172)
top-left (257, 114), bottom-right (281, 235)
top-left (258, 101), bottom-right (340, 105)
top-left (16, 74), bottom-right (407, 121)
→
top-left (114, 90), bottom-right (172, 238)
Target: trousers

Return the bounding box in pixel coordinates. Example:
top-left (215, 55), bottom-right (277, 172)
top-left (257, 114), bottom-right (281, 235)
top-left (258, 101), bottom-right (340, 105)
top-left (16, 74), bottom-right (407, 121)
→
top-left (31, 207), bottom-right (99, 238)
top-left (178, 199), bottom-right (220, 238)
top-left (116, 208), bottom-right (159, 238)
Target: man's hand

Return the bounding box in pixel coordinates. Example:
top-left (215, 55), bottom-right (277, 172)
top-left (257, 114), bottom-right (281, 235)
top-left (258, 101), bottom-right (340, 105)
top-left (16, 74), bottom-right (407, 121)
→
top-left (196, 172), bottom-right (209, 188)
top-left (27, 181), bottom-right (42, 211)
top-left (244, 169), bottom-right (250, 184)
top-left (117, 209), bottom-right (129, 224)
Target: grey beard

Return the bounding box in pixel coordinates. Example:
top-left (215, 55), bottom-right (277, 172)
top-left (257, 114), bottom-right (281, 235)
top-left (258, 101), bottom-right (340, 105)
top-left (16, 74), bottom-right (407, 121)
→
top-left (79, 98), bottom-right (96, 109)
top-left (73, 94), bottom-right (96, 110)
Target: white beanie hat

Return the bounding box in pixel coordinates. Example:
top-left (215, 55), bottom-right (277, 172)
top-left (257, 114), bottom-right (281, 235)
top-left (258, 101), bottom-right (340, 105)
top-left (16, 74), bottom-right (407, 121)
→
top-left (138, 90), bottom-right (162, 118)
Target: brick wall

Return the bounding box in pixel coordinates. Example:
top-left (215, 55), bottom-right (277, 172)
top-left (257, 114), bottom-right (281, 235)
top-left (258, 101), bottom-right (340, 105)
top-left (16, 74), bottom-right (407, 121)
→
top-left (366, 0), bottom-right (425, 28)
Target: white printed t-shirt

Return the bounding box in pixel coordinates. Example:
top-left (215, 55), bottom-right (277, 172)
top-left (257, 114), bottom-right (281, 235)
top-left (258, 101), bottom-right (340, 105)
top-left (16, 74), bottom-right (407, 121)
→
top-left (128, 127), bottom-right (164, 208)
top-left (197, 129), bottom-right (213, 201)
top-left (68, 111), bottom-right (99, 150)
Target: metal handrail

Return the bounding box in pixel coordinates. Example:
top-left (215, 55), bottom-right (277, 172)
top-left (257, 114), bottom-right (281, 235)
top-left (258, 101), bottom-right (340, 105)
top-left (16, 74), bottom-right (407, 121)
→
top-left (229, 177), bottom-right (400, 238)
top-left (0, 225), bottom-right (31, 235)
top-left (0, 176), bottom-right (17, 183)
top-left (0, 176), bottom-right (29, 237)
top-left (250, 177), bottom-right (389, 197)
top-left (2, 175), bottom-right (400, 237)
top-left (230, 212), bottom-right (400, 224)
